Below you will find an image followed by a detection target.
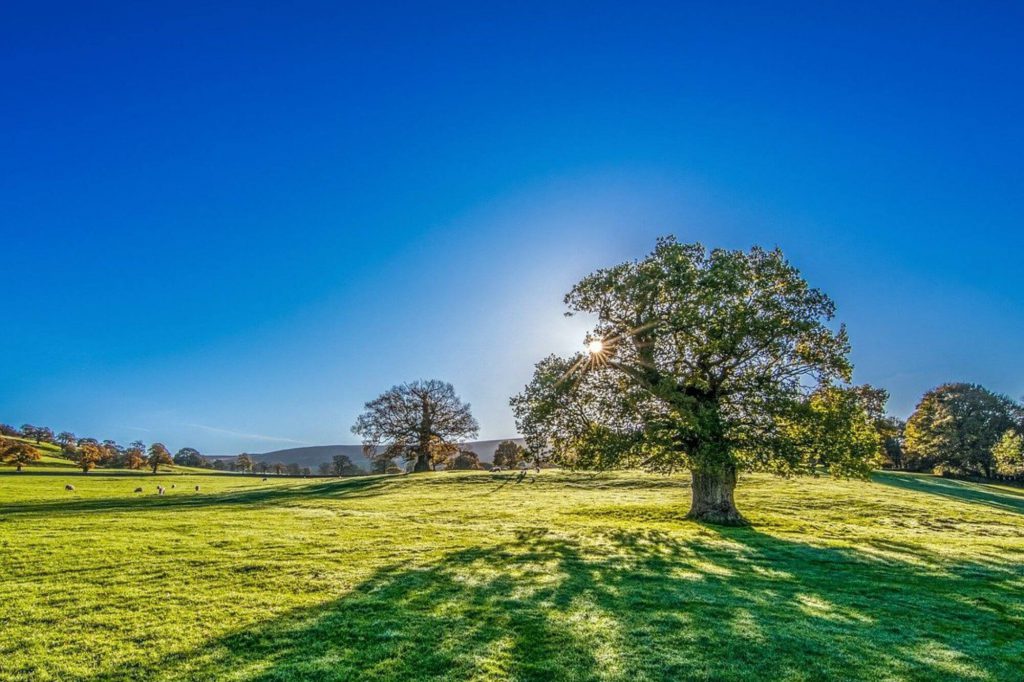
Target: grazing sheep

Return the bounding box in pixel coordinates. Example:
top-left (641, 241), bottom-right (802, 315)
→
top-left (133, 487), bottom-right (143, 493)
top-left (262, 477), bottom-right (268, 481)
top-left (194, 485), bottom-right (200, 492)
top-left (171, 484), bottom-right (176, 489)
top-left (491, 466), bottom-right (502, 473)
top-left (157, 485), bottom-right (165, 495)
top-left (64, 484), bottom-right (75, 491)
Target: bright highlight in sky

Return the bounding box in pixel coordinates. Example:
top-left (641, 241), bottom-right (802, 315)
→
top-left (588, 339), bottom-right (605, 355)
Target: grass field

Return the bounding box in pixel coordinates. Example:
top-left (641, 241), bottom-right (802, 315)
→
top-left (1, 468), bottom-right (1022, 681)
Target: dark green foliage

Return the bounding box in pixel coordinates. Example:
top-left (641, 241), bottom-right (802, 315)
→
top-left (904, 383), bottom-right (1022, 477)
top-left (492, 440), bottom-right (524, 467)
top-left (332, 454), bottom-right (364, 476)
top-left (451, 450), bottom-right (481, 470)
top-left (513, 238), bottom-right (879, 523)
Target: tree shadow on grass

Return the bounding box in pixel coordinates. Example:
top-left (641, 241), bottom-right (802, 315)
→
top-left (0, 476), bottom-right (394, 518)
top-left (86, 523), bottom-right (1024, 681)
top-left (874, 472), bottom-right (1024, 516)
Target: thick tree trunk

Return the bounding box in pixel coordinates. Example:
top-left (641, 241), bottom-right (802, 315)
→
top-left (412, 453), bottom-right (431, 473)
top-left (686, 465), bottom-right (747, 526)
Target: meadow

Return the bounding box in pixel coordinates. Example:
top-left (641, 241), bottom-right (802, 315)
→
top-left (1, 467), bottom-right (1022, 681)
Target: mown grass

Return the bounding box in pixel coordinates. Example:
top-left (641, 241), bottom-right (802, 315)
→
top-left (1, 468), bottom-right (1022, 681)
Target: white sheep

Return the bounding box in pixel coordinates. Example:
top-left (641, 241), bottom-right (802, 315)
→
top-left (64, 484), bottom-right (75, 491)
top-left (157, 485), bottom-right (165, 495)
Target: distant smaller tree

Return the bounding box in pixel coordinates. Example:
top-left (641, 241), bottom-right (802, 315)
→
top-left (236, 453), bottom-right (254, 473)
top-left (0, 439), bottom-right (41, 471)
top-left (257, 461), bottom-right (270, 474)
top-left (318, 462), bottom-right (332, 475)
top-left (74, 442), bottom-right (103, 473)
top-left (124, 442), bottom-right (145, 470)
top-left (302, 467), bottom-right (311, 476)
top-left (35, 427), bottom-right (54, 444)
top-left (175, 447), bottom-right (208, 467)
top-left (147, 443), bottom-right (173, 473)
top-left (492, 440), bottom-right (524, 468)
top-left (993, 430), bottom-right (1024, 478)
top-left (56, 431), bottom-right (77, 450)
top-left (451, 450), bottom-right (482, 470)
top-left (212, 459), bottom-right (227, 471)
top-left (0, 424), bottom-right (20, 437)
top-left (286, 462), bottom-right (301, 476)
top-left (20, 424), bottom-right (36, 442)
top-left (100, 440), bottom-right (120, 465)
top-left (273, 462), bottom-right (285, 475)
top-left (332, 454), bottom-right (363, 476)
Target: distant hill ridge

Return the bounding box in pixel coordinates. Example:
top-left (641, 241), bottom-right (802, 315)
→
top-left (212, 439), bottom-right (526, 469)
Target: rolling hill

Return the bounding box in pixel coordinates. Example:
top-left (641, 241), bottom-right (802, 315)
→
top-left (214, 439), bottom-right (527, 470)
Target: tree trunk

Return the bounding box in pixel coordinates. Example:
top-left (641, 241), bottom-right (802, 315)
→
top-left (412, 453), bottom-right (431, 473)
top-left (686, 465), bottom-right (746, 525)
top-left (16, 463), bottom-right (22, 472)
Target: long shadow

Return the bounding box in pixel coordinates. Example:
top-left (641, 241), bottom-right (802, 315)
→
top-left (874, 472), bottom-right (1024, 516)
top-left (0, 475), bottom-right (393, 517)
top-left (83, 522), bottom-right (1024, 681)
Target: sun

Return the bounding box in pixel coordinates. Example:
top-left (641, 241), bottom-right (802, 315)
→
top-left (587, 339), bottom-right (604, 355)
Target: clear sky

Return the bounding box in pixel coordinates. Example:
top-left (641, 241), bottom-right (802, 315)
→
top-left (2, 1), bottom-right (1022, 454)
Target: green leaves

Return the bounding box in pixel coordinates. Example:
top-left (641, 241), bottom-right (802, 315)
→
top-left (514, 237), bottom-right (875, 482)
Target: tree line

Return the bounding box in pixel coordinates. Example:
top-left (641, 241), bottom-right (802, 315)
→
top-left (349, 238), bottom-right (1023, 525)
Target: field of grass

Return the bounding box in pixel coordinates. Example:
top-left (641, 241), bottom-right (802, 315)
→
top-left (1, 467), bottom-right (1022, 681)
top-left (0, 439), bottom-right (196, 474)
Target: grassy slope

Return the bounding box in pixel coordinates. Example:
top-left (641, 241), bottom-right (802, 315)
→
top-left (0, 439), bottom-right (210, 474)
top-left (0, 469), bottom-right (1022, 681)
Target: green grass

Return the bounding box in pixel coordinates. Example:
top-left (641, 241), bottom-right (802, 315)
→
top-left (0, 439), bottom-right (208, 474)
top-left (1, 468), bottom-right (1022, 681)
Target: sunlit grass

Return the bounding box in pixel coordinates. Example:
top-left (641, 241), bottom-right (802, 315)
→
top-left (0, 468), bottom-right (1022, 680)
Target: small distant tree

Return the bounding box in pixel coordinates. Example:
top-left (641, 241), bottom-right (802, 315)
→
top-left (353, 379), bottom-right (479, 473)
top-left (174, 447), bottom-right (208, 467)
top-left (332, 454), bottom-right (364, 476)
top-left (302, 467), bottom-right (311, 475)
top-left (429, 438), bottom-right (458, 471)
top-left (236, 453), bottom-right (254, 473)
top-left (212, 459), bottom-right (227, 471)
top-left (75, 442), bottom-right (103, 473)
top-left (451, 450), bottom-right (482, 470)
top-left (20, 424), bottom-right (36, 442)
top-left (124, 441), bottom-right (145, 470)
top-left (493, 440), bottom-right (524, 468)
top-left (35, 427), bottom-right (54, 444)
top-left (318, 462), bottom-right (332, 475)
top-left (993, 430), bottom-right (1024, 478)
top-left (99, 440), bottom-right (120, 466)
top-left (904, 383), bottom-right (1020, 477)
top-left (273, 462), bottom-right (284, 475)
top-left (56, 431), bottom-right (77, 450)
top-left (286, 462), bottom-right (301, 476)
top-left (1, 439), bottom-right (41, 471)
top-left (0, 424), bottom-right (20, 437)
top-left (147, 443), bottom-right (173, 473)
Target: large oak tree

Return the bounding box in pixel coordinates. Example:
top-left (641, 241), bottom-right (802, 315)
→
top-left (353, 380), bottom-right (479, 473)
top-left (512, 238), bottom-right (881, 524)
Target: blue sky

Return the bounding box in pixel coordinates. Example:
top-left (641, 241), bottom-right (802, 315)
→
top-left (2, 1), bottom-right (1022, 454)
